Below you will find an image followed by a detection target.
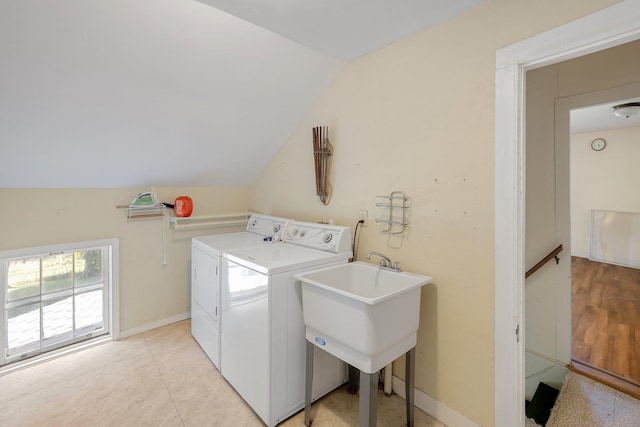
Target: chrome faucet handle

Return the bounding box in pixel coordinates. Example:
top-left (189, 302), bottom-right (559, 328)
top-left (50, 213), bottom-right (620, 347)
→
top-left (366, 251), bottom-right (397, 270)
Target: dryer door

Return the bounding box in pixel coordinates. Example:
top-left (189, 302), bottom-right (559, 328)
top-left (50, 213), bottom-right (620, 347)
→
top-left (192, 246), bottom-right (218, 322)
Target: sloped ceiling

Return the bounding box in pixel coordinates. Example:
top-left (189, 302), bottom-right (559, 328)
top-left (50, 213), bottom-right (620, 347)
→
top-left (196, 0), bottom-right (486, 61)
top-left (0, 0), bottom-right (483, 188)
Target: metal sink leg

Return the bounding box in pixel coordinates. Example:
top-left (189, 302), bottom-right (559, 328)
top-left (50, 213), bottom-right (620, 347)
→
top-left (305, 342), bottom-right (416, 427)
top-left (405, 347), bottom-right (416, 427)
top-left (359, 370), bottom-right (378, 427)
top-left (305, 340), bottom-right (314, 427)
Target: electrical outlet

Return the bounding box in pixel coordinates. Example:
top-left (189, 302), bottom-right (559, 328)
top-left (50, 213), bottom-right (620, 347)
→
top-left (359, 210), bottom-right (368, 226)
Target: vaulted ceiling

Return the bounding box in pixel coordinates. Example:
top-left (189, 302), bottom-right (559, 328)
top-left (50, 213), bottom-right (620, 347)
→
top-left (0, 0), bottom-right (484, 188)
top-left (196, 0), bottom-right (486, 61)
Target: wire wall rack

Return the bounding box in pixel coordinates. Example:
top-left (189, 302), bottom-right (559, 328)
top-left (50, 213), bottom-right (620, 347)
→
top-left (375, 191), bottom-right (411, 235)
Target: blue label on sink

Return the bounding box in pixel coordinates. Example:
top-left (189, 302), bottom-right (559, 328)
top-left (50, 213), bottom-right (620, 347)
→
top-left (314, 337), bottom-right (326, 346)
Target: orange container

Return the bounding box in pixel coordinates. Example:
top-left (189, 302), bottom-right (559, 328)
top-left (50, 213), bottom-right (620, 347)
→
top-left (174, 196), bottom-right (193, 217)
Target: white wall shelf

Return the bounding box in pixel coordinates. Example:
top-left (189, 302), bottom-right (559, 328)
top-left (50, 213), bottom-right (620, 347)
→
top-left (168, 212), bottom-right (253, 231)
top-left (116, 204), bottom-right (166, 219)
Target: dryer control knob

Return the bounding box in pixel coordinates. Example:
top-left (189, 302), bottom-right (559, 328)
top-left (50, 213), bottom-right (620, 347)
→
top-left (323, 233), bottom-right (333, 243)
top-left (273, 224), bottom-right (281, 233)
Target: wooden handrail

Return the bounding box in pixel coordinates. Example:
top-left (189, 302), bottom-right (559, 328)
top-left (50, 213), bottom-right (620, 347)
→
top-left (525, 244), bottom-right (563, 279)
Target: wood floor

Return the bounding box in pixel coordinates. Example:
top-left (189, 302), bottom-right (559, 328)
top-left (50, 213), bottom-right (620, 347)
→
top-left (572, 256), bottom-right (640, 388)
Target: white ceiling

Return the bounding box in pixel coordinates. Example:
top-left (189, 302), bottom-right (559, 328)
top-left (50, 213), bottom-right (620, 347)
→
top-left (571, 97), bottom-right (640, 134)
top-left (196, 0), bottom-right (486, 60)
top-left (0, 0), bottom-right (342, 188)
top-left (0, 0), bottom-right (485, 188)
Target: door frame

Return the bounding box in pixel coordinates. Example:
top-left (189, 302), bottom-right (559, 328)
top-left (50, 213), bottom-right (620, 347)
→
top-left (494, 1), bottom-right (640, 425)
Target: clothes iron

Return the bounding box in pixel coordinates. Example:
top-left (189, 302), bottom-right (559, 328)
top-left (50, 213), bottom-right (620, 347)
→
top-left (129, 191), bottom-right (161, 208)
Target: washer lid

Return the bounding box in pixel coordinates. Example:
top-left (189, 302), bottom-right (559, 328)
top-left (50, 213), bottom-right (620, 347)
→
top-left (193, 232), bottom-right (262, 255)
top-left (224, 244), bottom-right (351, 275)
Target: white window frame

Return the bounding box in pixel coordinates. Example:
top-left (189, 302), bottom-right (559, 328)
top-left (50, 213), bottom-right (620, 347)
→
top-left (0, 238), bottom-right (119, 366)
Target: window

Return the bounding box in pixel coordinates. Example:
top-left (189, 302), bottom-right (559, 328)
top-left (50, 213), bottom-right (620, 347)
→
top-left (1, 239), bottom-right (118, 366)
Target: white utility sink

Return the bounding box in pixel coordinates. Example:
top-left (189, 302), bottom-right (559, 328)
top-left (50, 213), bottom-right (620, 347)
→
top-left (295, 261), bottom-right (432, 373)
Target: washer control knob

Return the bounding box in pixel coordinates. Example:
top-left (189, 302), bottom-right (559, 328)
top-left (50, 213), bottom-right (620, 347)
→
top-left (323, 233), bottom-right (333, 243)
top-left (273, 224), bottom-right (281, 233)
top-left (291, 229), bottom-right (298, 236)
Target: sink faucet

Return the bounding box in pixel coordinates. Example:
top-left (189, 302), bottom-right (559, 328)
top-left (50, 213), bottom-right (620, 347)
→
top-left (366, 251), bottom-right (401, 271)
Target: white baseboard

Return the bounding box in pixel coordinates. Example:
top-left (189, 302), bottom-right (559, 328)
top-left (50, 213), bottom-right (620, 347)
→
top-left (392, 375), bottom-right (480, 427)
top-left (571, 250), bottom-right (588, 259)
top-left (119, 312), bottom-right (190, 339)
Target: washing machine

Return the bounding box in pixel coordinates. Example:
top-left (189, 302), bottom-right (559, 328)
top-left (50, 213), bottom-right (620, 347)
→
top-left (221, 221), bottom-right (352, 426)
top-left (191, 214), bottom-right (292, 369)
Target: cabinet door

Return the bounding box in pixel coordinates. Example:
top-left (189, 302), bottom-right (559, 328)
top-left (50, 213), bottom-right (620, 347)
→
top-left (221, 258), bottom-right (269, 423)
top-left (192, 247), bottom-right (218, 321)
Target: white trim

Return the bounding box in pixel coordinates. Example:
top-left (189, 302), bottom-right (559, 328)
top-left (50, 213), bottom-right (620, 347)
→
top-left (392, 375), bottom-right (480, 427)
top-left (118, 312), bottom-right (190, 339)
top-left (571, 251), bottom-right (589, 259)
top-left (0, 261), bottom-right (6, 366)
top-left (109, 241), bottom-right (120, 340)
top-left (495, 48), bottom-right (525, 427)
top-left (495, 1), bottom-right (640, 426)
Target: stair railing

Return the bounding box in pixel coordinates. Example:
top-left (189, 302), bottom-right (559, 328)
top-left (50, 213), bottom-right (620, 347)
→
top-left (525, 244), bottom-right (563, 279)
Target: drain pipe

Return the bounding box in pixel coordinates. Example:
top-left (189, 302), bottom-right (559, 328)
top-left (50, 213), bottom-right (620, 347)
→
top-left (384, 363), bottom-right (392, 395)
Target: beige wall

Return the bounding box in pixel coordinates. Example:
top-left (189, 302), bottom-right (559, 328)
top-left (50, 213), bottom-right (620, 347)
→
top-left (251, 0), bottom-right (623, 424)
top-left (571, 126), bottom-right (640, 257)
top-left (0, 187), bottom-right (250, 331)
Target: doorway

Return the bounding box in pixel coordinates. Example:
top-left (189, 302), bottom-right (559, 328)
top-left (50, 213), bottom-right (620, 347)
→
top-left (569, 97), bottom-right (640, 393)
top-left (523, 47), bottom-right (640, 409)
top-left (495, 2), bottom-right (640, 426)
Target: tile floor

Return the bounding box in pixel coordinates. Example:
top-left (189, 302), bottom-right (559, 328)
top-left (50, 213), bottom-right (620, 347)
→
top-left (0, 320), bottom-right (446, 426)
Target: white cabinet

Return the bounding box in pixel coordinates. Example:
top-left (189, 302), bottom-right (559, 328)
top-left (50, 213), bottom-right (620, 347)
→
top-left (191, 243), bottom-right (221, 369)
